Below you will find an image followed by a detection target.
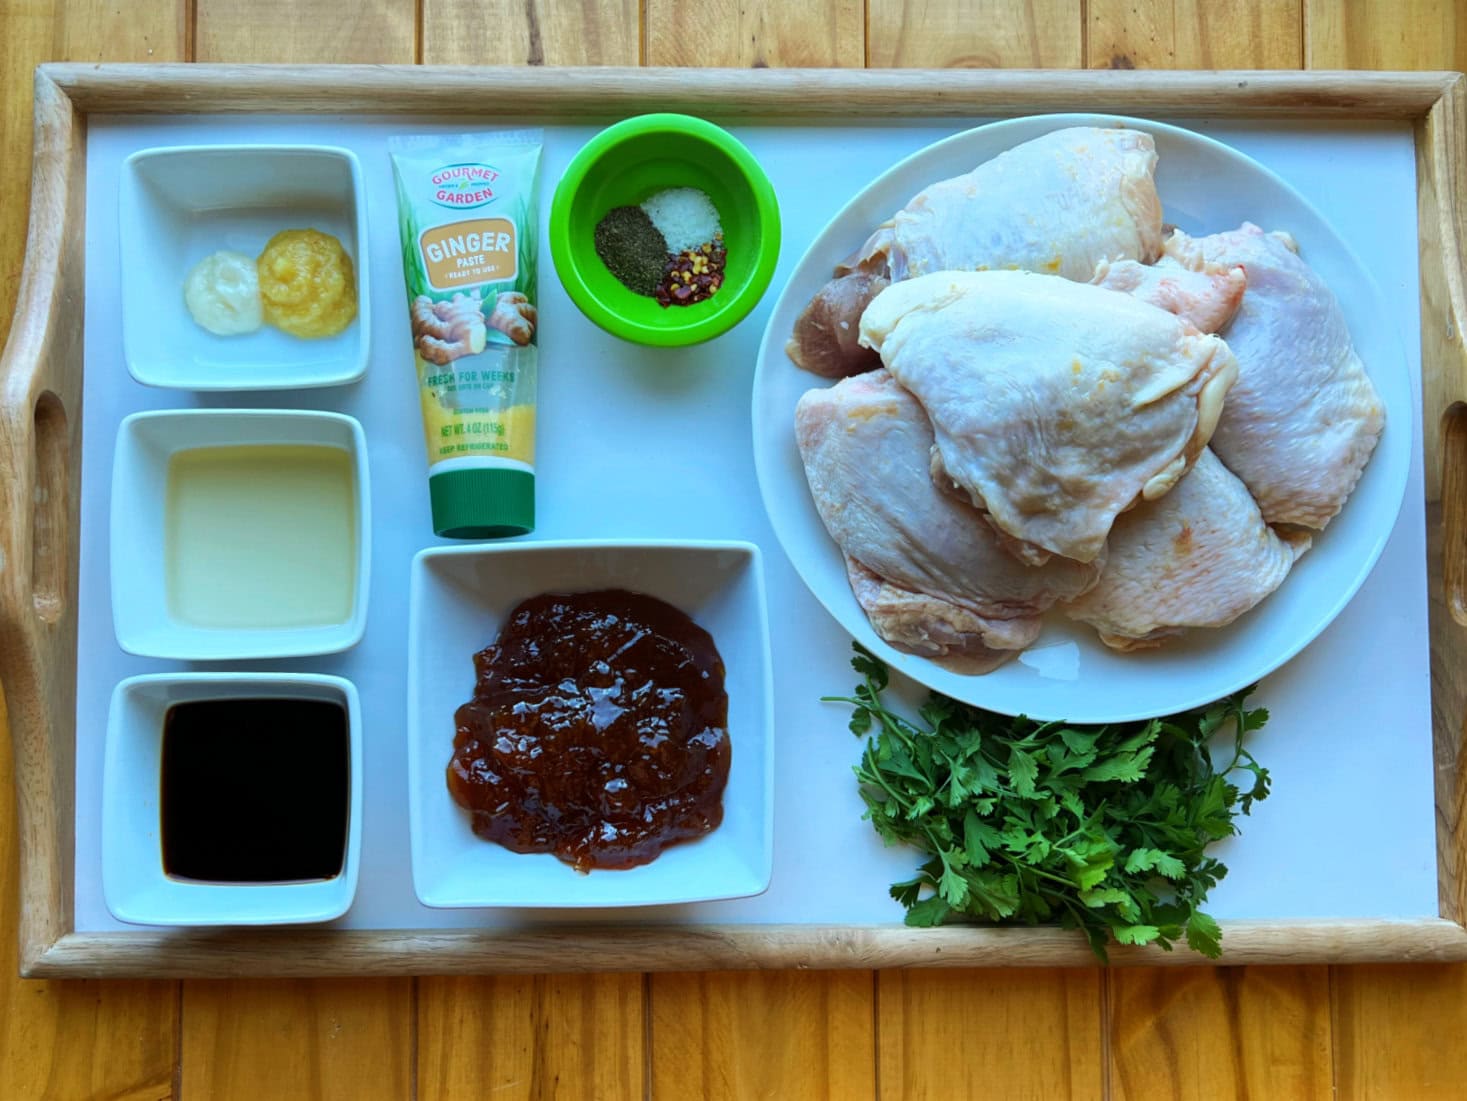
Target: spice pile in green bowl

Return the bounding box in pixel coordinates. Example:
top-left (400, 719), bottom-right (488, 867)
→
top-left (550, 113), bottom-right (781, 347)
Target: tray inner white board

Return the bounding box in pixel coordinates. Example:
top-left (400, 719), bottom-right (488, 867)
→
top-left (76, 114), bottom-right (1432, 932)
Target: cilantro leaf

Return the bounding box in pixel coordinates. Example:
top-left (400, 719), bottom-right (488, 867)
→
top-left (835, 646), bottom-right (1271, 961)
top-left (904, 895), bottom-right (953, 927)
top-left (1008, 746), bottom-right (1040, 797)
top-left (851, 644), bottom-right (889, 690)
top-left (1124, 848), bottom-right (1187, 880)
top-left (1114, 924), bottom-right (1162, 946)
top-left (1185, 910), bottom-right (1224, 959)
top-left (1079, 886), bottom-right (1132, 909)
top-left (889, 876), bottom-right (924, 909)
top-left (1080, 746), bottom-right (1155, 783)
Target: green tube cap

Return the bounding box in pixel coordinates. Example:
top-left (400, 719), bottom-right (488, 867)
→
top-left (429, 467), bottom-right (535, 539)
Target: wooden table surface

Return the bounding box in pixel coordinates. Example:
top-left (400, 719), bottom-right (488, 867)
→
top-left (3, 1), bottom-right (1466, 1097)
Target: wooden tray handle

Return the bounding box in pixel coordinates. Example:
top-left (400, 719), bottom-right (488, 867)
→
top-left (1445, 405), bottom-right (1467, 626)
top-left (0, 70), bottom-right (86, 968)
top-left (1422, 76), bottom-right (1467, 628)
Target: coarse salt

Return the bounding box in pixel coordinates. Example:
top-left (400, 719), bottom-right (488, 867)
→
top-left (640, 187), bottom-right (722, 253)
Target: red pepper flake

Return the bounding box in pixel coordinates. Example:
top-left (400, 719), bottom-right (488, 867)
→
top-left (656, 237), bottom-right (728, 308)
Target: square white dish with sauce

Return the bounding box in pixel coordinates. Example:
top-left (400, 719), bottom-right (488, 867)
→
top-left (102, 672), bottom-right (363, 927)
top-left (407, 539), bottom-right (773, 909)
top-left (109, 408), bottom-right (371, 661)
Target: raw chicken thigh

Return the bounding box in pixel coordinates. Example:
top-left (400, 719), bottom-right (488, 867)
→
top-left (1063, 449), bottom-right (1311, 650)
top-left (788, 126), bottom-right (1164, 377)
top-left (795, 371), bottom-right (1101, 671)
top-left (880, 126), bottom-right (1163, 282)
top-left (1163, 222), bottom-right (1384, 528)
top-left (1090, 256), bottom-right (1246, 334)
top-left (782, 124), bottom-right (1389, 673)
top-left (859, 270), bottom-right (1239, 566)
top-left (786, 269), bottom-right (889, 379)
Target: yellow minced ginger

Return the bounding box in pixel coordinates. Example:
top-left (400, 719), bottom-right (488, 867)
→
top-left (257, 228), bottom-right (358, 338)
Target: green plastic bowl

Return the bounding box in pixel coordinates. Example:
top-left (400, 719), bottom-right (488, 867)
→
top-left (550, 114), bottom-right (781, 347)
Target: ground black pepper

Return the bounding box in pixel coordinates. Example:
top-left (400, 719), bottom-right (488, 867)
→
top-left (593, 206), bottom-right (669, 297)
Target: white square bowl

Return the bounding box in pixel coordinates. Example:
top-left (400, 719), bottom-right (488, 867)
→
top-left (120, 144), bottom-right (370, 390)
top-left (102, 673), bottom-right (363, 926)
top-left (408, 540), bottom-right (774, 908)
top-left (111, 408), bottom-right (371, 660)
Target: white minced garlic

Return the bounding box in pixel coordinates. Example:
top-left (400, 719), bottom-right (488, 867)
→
top-left (184, 250), bottom-right (264, 335)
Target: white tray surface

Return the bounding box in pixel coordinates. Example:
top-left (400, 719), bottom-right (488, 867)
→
top-left (77, 114), bottom-right (1431, 932)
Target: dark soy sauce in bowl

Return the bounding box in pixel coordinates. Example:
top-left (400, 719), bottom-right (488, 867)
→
top-left (160, 698), bottom-right (350, 883)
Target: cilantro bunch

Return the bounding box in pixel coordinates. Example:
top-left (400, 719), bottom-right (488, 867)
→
top-left (830, 647), bottom-right (1270, 960)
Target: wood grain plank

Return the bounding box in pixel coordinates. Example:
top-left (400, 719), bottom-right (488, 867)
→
top-left (1, 0), bottom-right (184, 332)
top-left (877, 969), bottom-right (1101, 1100)
top-left (1, 708), bottom-right (176, 1099)
top-left (1, 1), bottom-right (180, 1096)
top-left (1420, 78), bottom-right (1467, 920)
top-left (1110, 967), bottom-right (1333, 1099)
top-left (179, 979), bottom-right (413, 1101)
top-left (1414, 78), bottom-right (1467, 509)
top-left (868, 0), bottom-right (1081, 68)
top-left (21, 918), bottom-right (1467, 976)
top-left (648, 971), bottom-right (874, 1101)
top-left (1306, 0), bottom-right (1467, 70)
top-left (35, 0), bottom-right (184, 65)
top-left (644, 0), bottom-right (864, 67)
top-left (196, 0), bottom-right (415, 63)
top-left (1087, 0), bottom-right (1302, 69)
top-left (44, 65), bottom-right (1455, 119)
top-left (418, 974), bottom-right (644, 1100)
top-left (4, 28), bottom-right (89, 978)
top-left (421, 0), bottom-right (639, 66)
top-left (1333, 964), bottom-right (1467, 1099)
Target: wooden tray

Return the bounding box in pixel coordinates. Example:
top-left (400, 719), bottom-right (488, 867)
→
top-left (5, 64), bottom-right (1466, 978)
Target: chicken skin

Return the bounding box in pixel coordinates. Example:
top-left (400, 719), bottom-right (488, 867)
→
top-left (1064, 449), bottom-right (1311, 650)
top-left (859, 270), bottom-right (1239, 566)
top-left (788, 126), bottom-right (1164, 377)
top-left (795, 370), bottom-right (1101, 670)
top-left (1163, 222), bottom-right (1384, 528)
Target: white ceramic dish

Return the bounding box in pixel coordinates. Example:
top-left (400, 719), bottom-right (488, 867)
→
top-left (407, 540), bottom-right (774, 909)
top-left (110, 408), bottom-right (371, 660)
top-left (119, 144), bottom-right (370, 390)
top-left (753, 113), bottom-right (1413, 723)
top-left (101, 672), bottom-right (363, 926)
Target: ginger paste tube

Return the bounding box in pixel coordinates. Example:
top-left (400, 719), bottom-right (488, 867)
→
top-left (389, 130), bottom-right (543, 538)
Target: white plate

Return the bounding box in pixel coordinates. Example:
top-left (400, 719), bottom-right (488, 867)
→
top-left (753, 113), bottom-right (1412, 723)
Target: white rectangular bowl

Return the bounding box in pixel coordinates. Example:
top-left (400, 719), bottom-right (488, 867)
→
top-left (102, 672), bottom-right (364, 926)
top-left (110, 408), bottom-right (372, 661)
top-left (120, 144), bottom-right (370, 390)
top-left (407, 539), bottom-right (774, 909)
